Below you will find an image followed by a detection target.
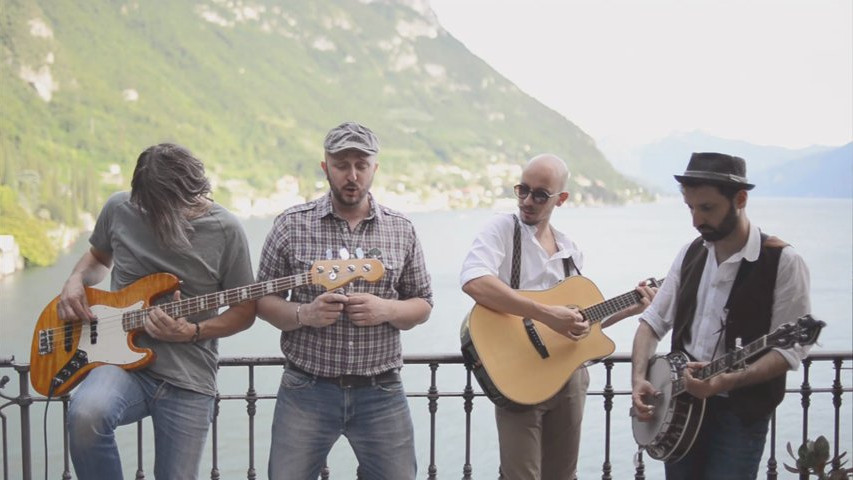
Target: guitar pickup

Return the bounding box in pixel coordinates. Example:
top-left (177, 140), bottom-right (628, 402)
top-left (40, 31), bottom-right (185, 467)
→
top-left (523, 318), bottom-right (550, 359)
top-left (37, 329), bottom-right (54, 355)
top-left (64, 322), bottom-right (73, 352)
top-left (90, 319), bottom-right (99, 344)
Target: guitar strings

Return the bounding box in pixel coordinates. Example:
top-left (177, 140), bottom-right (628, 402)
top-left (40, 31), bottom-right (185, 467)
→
top-left (580, 288), bottom-right (645, 323)
top-left (38, 273), bottom-right (313, 337)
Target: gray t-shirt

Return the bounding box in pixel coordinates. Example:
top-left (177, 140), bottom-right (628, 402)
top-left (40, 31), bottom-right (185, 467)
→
top-left (90, 192), bottom-right (254, 395)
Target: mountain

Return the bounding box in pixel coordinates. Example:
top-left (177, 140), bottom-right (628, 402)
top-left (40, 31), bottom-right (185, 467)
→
top-left (0, 0), bottom-right (647, 231)
top-left (600, 131), bottom-right (847, 196)
top-left (750, 142), bottom-right (852, 198)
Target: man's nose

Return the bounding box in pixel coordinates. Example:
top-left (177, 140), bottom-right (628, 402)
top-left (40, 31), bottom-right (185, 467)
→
top-left (346, 166), bottom-right (358, 182)
top-left (691, 210), bottom-right (704, 228)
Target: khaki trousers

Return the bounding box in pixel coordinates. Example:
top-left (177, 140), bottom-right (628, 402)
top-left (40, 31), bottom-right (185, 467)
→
top-left (496, 366), bottom-right (590, 480)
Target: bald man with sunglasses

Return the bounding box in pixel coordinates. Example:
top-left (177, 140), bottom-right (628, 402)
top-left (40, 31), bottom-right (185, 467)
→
top-left (460, 154), bottom-right (655, 480)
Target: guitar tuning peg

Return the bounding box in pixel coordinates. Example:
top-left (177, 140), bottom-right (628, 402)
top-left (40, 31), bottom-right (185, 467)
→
top-left (339, 247), bottom-right (350, 260)
top-left (325, 249), bottom-right (333, 260)
top-left (368, 247), bottom-right (382, 259)
top-left (355, 247), bottom-right (365, 259)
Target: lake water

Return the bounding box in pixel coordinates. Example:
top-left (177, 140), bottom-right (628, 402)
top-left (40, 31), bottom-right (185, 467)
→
top-left (1, 196), bottom-right (851, 478)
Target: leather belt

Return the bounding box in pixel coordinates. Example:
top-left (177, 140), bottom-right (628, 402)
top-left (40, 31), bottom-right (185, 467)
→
top-left (286, 363), bottom-right (400, 388)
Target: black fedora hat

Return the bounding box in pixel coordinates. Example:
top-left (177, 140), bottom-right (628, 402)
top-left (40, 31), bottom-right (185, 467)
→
top-left (674, 152), bottom-right (755, 190)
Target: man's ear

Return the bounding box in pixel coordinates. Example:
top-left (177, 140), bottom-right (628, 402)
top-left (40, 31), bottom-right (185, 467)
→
top-left (735, 189), bottom-right (748, 209)
top-left (556, 191), bottom-right (570, 206)
top-left (320, 161), bottom-right (328, 175)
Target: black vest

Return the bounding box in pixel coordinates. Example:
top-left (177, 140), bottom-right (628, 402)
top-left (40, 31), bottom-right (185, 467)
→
top-left (672, 233), bottom-right (788, 421)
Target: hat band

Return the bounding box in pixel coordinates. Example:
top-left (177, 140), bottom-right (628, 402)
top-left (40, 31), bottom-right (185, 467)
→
top-left (681, 170), bottom-right (750, 184)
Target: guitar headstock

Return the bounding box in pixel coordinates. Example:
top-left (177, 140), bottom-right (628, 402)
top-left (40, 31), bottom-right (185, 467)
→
top-left (767, 314), bottom-right (826, 349)
top-left (309, 259), bottom-right (385, 290)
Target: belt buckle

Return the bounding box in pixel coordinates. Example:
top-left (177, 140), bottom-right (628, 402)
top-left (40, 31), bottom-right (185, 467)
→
top-left (337, 374), bottom-right (368, 388)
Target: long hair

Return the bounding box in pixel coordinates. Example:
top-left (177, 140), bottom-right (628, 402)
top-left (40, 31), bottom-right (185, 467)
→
top-left (130, 143), bottom-right (212, 250)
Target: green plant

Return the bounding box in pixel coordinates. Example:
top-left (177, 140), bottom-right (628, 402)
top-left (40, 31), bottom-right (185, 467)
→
top-left (784, 435), bottom-right (853, 479)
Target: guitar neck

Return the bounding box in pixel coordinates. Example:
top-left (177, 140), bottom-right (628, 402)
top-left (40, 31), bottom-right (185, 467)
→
top-left (672, 336), bottom-right (769, 396)
top-left (581, 289), bottom-right (644, 325)
top-left (121, 273), bottom-right (312, 332)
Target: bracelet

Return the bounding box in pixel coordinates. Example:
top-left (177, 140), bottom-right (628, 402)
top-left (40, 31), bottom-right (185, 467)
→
top-left (295, 304), bottom-right (303, 328)
top-left (191, 322), bottom-right (201, 343)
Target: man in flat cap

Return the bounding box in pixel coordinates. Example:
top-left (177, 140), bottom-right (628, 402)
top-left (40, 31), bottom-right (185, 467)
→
top-left (630, 152), bottom-right (812, 479)
top-left (256, 121), bottom-right (433, 479)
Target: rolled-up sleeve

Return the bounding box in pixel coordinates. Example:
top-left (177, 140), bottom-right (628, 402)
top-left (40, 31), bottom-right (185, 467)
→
top-left (771, 246), bottom-right (812, 370)
top-left (459, 215), bottom-right (511, 287)
top-left (639, 243), bottom-right (690, 341)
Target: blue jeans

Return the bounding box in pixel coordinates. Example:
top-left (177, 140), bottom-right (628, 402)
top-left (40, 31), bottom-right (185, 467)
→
top-left (67, 365), bottom-right (215, 480)
top-left (665, 396), bottom-right (770, 480)
top-left (268, 367), bottom-right (416, 480)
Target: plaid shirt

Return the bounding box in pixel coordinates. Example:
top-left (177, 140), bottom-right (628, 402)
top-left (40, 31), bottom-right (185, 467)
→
top-left (256, 192), bottom-right (433, 376)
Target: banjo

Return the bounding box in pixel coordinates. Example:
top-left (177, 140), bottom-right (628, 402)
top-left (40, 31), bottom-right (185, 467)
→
top-left (632, 314), bottom-right (825, 462)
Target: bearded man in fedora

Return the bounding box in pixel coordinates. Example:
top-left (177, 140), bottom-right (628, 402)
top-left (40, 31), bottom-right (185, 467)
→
top-left (629, 152), bottom-right (812, 479)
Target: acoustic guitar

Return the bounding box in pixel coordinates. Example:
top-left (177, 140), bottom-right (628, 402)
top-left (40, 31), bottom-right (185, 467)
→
top-left (29, 259), bottom-right (384, 397)
top-left (461, 275), bottom-right (662, 407)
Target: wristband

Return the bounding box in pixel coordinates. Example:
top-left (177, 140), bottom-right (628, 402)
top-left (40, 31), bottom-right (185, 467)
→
top-left (191, 322), bottom-right (201, 343)
top-left (296, 304), bottom-right (303, 328)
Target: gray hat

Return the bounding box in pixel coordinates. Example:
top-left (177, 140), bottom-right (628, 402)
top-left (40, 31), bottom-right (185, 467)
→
top-left (323, 122), bottom-right (380, 155)
top-left (674, 152), bottom-right (755, 190)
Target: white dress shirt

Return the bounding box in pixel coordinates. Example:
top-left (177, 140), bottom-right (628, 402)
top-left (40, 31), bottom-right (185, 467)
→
top-left (641, 223), bottom-right (811, 370)
top-left (460, 213), bottom-right (583, 290)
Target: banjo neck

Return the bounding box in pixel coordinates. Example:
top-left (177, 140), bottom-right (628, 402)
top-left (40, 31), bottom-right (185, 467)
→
top-left (672, 335), bottom-right (770, 397)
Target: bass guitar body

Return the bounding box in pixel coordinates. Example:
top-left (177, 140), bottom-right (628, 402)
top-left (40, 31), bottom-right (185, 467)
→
top-left (29, 273), bottom-right (176, 397)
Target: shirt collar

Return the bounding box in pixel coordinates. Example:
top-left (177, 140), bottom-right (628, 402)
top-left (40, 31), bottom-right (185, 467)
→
top-left (704, 222), bottom-right (761, 264)
top-left (518, 220), bottom-right (579, 260)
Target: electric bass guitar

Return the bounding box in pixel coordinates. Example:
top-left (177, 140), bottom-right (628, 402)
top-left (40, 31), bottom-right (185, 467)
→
top-left (632, 314), bottom-right (825, 462)
top-left (29, 259), bottom-right (384, 397)
top-left (461, 276), bottom-right (662, 407)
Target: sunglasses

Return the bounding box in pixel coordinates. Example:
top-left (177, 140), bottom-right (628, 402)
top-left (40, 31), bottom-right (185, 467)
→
top-left (513, 184), bottom-right (559, 204)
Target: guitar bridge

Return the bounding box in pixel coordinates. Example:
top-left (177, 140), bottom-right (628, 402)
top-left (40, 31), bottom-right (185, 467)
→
top-left (523, 318), bottom-right (550, 359)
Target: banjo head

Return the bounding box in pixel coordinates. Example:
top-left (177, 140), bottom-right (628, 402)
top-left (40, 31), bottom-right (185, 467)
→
top-left (632, 354), bottom-right (678, 446)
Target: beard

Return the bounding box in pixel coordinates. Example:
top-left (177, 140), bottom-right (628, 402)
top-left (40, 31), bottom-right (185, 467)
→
top-left (327, 173), bottom-right (370, 208)
top-left (697, 203), bottom-right (738, 241)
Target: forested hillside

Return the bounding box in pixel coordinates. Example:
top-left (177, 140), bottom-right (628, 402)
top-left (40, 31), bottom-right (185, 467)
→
top-left (0, 0), bottom-right (648, 265)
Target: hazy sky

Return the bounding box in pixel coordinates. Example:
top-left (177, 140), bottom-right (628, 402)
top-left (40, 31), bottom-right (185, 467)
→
top-left (430, 0), bottom-right (853, 149)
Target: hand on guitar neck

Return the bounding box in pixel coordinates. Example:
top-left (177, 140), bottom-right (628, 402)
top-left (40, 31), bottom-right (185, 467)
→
top-left (681, 350), bottom-right (789, 400)
top-left (139, 290), bottom-right (199, 342)
top-left (602, 281), bottom-right (657, 329)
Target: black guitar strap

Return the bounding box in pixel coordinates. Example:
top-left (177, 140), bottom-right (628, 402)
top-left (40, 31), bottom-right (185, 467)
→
top-left (513, 214), bottom-right (580, 283)
top-left (511, 214), bottom-right (521, 289)
top-left (563, 257), bottom-right (580, 278)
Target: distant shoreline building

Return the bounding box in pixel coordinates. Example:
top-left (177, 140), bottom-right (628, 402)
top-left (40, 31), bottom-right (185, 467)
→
top-left (0, 235), bottom-right (25, 276)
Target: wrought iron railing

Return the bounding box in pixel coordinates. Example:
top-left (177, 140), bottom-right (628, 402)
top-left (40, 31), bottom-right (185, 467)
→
top-left (1, 352), bottom-right (850, 480)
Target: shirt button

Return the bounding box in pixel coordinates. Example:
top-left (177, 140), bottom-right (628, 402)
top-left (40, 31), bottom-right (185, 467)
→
top-left (346, 370), bottom-right (352, 375)
top-left (348, 341), bottom-right (354, 347)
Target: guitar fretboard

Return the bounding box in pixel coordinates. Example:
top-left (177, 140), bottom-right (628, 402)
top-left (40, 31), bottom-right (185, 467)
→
top-left (581, 289), bottom-right (644, 324)
top-left (120, 273), bottom-right (311, 331)
top-left (672, 336), bottom-right (769, 396)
